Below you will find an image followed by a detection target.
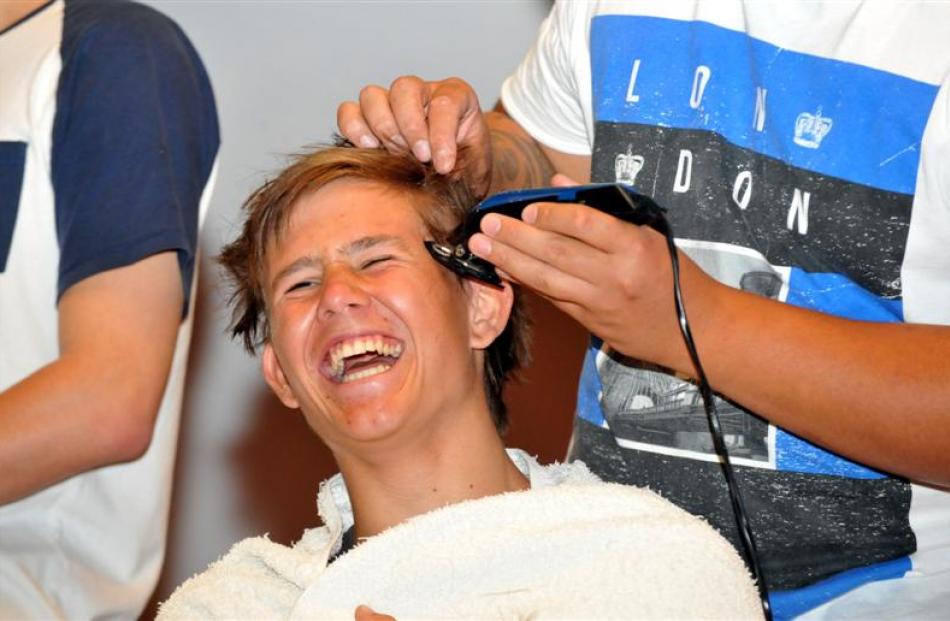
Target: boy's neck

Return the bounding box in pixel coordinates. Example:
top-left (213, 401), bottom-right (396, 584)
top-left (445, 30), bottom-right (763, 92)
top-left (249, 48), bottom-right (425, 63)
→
top-left (338, 410), bottom-right (530, 541)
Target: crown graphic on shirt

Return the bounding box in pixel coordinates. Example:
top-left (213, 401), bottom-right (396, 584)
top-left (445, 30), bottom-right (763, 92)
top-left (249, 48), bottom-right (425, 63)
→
top-left (793, 107), bottom-right (833, 149)
top-left (615, 145), bottom-right (645, 185)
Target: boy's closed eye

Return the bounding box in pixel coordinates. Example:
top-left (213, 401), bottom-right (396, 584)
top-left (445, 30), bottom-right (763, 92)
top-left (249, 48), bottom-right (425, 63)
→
top-left (286, 279), bottom-right (319, 293)
top-left (360, 255), bottom-right (395, 270)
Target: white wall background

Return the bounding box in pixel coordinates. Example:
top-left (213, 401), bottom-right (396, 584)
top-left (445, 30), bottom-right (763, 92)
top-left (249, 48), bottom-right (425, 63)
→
top-left (140, 0), bottom-right (556, 609)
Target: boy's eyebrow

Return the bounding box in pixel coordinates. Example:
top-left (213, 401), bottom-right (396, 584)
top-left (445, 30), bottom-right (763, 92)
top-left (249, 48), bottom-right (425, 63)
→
top-left (345, 234), bottom-right (406, 255)
top-left (271, 255), bottom-right (320, 290)
top-left (270, 234), bottom-right (408, 289)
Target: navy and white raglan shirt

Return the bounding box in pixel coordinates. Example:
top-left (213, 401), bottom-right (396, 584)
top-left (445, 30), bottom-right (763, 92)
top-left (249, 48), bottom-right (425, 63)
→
top-left (502, 1), bottom-right (950, 619)
top-left (0, 0), bottom-right (218, 617)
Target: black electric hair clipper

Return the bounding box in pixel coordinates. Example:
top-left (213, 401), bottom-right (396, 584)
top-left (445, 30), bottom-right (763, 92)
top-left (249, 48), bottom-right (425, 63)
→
top-left (425, 182), bottom-right (669, 286)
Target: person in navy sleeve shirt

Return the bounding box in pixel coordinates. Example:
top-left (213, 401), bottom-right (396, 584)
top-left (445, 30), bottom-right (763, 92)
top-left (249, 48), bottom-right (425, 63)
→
top-left (0, 1), bottom-right (218, 617)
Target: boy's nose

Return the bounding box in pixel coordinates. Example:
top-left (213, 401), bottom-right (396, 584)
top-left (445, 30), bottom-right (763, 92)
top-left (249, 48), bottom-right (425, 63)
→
top-left (317, 265), bottom-right (370, 320)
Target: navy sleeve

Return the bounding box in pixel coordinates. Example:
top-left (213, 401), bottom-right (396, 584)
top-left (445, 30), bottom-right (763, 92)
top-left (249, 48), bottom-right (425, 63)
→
top-left (52, 0), bottom-right (219, 315)
top-left (0, 141), bottom-right (27, 272)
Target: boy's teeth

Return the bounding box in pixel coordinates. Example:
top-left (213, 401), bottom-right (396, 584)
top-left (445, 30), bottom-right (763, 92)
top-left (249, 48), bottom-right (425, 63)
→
top-left (327, 335), bottom-right (405, 382)
top-left (341, 363), bottom-right (391, 383)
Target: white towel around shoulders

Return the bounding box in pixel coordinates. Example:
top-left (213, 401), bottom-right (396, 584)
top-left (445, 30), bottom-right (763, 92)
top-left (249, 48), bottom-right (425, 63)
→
top-left (290, 482), bottom-right (763, 620)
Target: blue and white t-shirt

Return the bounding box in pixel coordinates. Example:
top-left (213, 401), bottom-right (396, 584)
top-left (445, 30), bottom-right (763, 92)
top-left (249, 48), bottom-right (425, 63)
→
top-left (0, 0), bottom-right (218, 617)
top-left (502, 1), bottom-right (950, 619)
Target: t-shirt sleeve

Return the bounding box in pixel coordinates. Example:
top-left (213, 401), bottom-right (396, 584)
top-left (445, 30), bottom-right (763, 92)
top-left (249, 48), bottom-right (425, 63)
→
top-left (500, 1), bottom-right (593, 156)
top-left (51, 0), bottom-right (219, 315)
top-left (902, 76), bottom-right (950, 325)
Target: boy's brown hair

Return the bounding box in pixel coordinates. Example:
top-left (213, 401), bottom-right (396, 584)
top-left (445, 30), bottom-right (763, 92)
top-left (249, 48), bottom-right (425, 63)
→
top-left (218, 141), bottom-right (530, 432)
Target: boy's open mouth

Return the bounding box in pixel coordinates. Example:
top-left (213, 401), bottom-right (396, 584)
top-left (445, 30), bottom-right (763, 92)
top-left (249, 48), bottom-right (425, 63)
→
top-left (325, 335), bottom-right (404, 384)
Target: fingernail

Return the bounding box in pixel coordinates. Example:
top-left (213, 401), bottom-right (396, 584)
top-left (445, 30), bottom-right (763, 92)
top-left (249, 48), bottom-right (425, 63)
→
top-left (358, 135), bottom-right (379, 149)
top-left (481, 214), bottom-right (501, 236)
top-left (413, 140), bottom-right (431, 162)
top-left (434, 148), bottom-right (453, 173)
top-left (390, 134), bottom-right (408, 148)
top-left (522, 204), bottom-right (538, 224)
top-left (469, 234), bottom-right (492, 257)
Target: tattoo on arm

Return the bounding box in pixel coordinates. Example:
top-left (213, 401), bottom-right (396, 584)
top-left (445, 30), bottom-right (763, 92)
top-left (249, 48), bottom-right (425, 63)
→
top-left (488, 123), bottom-right (555, 193)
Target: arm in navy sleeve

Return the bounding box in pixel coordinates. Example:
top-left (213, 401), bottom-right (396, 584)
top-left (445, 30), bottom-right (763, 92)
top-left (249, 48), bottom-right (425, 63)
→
top-left (0, 0), bottom-right (218, 504)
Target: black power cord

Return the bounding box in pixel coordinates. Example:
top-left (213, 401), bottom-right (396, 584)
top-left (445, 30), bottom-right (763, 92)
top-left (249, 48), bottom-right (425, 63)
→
top-left (662, 229), bottom-right (773, 621)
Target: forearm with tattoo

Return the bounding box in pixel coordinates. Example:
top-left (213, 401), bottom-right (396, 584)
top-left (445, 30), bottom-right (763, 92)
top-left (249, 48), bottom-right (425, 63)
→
top-left (485, 108), bottom-right (555, 193)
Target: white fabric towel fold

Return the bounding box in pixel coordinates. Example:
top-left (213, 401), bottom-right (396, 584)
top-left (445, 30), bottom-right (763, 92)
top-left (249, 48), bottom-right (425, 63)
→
top-left (159, 453), bottom-right (761, 619)
top-left (290, 482), bottom-right (762, 620)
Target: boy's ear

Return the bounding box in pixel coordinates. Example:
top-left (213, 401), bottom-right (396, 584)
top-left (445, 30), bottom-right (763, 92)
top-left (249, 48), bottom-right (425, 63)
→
top-left (466, 279), bottom-right (514, 350)
top-left (262, 342), bottom-right (301, 409)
